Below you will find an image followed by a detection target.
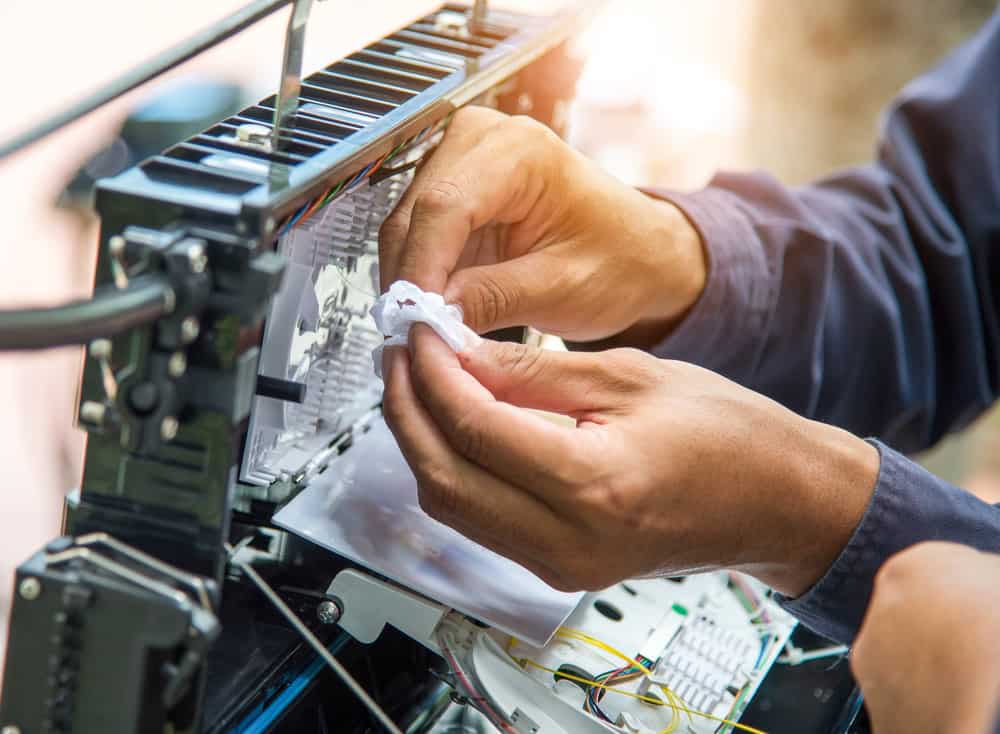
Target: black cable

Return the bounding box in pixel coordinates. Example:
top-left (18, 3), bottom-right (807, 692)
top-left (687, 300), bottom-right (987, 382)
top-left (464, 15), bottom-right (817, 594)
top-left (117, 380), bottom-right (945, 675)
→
top-left (0, 0), bottom-right (294, 161)
top-left (0, 275), bottom-right (175, 350)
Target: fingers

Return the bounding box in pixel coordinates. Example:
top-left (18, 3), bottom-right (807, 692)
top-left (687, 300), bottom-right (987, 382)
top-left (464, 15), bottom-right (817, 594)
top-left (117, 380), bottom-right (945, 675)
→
top-left (406, 325), bottom-right (594, 492)
top-left (457, 338), bottom-right (651, 415)
top-left (381, 345), bottom-right (571, 583)
top-left (443, 250), bottom-right (574, 334)
top-left (379, 108), bottom-right (559, 295)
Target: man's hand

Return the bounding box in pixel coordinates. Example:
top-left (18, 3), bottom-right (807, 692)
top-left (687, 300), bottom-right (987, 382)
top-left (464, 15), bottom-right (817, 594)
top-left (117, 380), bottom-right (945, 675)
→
top-left (852, 542), bottom-right (1000, 734)
top-left (379, 106), bottom-right (706, 342)
top-left (382, 328), bottom-right (879, 596)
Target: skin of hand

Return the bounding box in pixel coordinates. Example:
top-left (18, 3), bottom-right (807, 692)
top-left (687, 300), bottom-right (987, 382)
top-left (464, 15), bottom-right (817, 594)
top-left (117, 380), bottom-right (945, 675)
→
top-left (851, 542), bottom-right (1000, 734)
top-left (378, 105), bottom-right (706, 343)
top-left (382, 327), bottom-right (879, 598)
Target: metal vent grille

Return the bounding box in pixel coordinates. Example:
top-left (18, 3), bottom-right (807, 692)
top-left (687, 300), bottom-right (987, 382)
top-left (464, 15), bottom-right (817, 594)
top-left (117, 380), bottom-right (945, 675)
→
top-left (141, 5), bottom-right (512, 188)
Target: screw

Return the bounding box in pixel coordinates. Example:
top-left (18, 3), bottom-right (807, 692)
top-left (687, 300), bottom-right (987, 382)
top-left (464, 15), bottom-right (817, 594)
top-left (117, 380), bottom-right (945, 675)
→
top-left (80, 401), bottom-right (107, 426)
top-left (167, 352), bottom-right (187, 378)
top-left (187, 243), bottom-right (208, 274)
top-left (236, 123), bottom-right (272, 149)
top-left (88, 339), bottom-right (112, 360)
top-left (316, 599), bottom-right (342, 625)
top-left (180, 317), bottom-right (200, 345)
top-left (108, 235), bottom-right (126, 258)
top-left (161, 416), bottom-right (179, 441)
top-left (18, 577), bottom-right (41, 601)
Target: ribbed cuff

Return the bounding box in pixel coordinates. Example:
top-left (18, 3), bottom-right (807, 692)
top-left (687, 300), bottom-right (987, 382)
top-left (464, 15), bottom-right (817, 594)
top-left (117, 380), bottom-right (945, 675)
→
top-left (640, 187), bottom-right (774, 370)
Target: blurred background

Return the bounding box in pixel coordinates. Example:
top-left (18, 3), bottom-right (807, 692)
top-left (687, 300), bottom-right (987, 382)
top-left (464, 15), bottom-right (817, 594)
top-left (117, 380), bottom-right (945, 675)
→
top-left (0, 0), bottom-right (995, 673)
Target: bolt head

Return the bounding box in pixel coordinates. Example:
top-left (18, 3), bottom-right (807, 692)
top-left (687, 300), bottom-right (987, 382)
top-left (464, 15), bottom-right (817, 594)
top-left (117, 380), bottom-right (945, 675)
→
top-left (180, 317), bottom-right (200, 345)
top-left (167, 352), bottom-right (187, 378)
top-left (161, 416), bottom-right (179, 441)
top-left (79, 401), bottom-right (107, 426)
top-left (237, 123), bottom-right (270, 141)
top-left (316, 599), bottom-right (342, 625)
top-left (187, 244), bottom-right (208, 274)
top-left (18, 577), bottom-right (41, 601)
top-left (108, 235), bottom-right (126, 257)
top-left (88, 338), bottom-right (112, 360)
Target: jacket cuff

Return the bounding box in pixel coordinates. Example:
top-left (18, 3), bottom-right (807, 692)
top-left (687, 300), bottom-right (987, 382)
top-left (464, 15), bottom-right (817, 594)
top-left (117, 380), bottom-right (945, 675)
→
top-left (641, 186), bottom-right (774, 368)
top-left (777, 440), bottom-right (1000, 644)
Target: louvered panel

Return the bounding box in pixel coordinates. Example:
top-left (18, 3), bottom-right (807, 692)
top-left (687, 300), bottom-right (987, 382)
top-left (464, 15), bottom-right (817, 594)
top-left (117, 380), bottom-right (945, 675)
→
top-left (407, 22), bottom-right (497, 48)
top-left (439, 3), bottom-right (516, 38)
top-left (350, 49), bottom-right (453, 77)
top-left (198, 125), bottom-right (316, 158)
top-left (135, 2), bottom-right (559, 194)
top-left (224, 117), bottom-right (340, 147)
top-left (169, 142), bottom-right (276, 173)
top-left (143, 156), bottom-right (264, 193)
top-left (335, 58), bottom-right (440, 90)
top-left (298, 82), bottom-right (398, 116)
top-left (312, 70), bottom-right (421, 104)
top-left (391, 29), bottom-right (486, 57)
top-left (372, 38), bottom-right (466, 69)
top-left (243, 103), bottom-right (365, 139)
top-left (193, 133), bottom-right (310, 164)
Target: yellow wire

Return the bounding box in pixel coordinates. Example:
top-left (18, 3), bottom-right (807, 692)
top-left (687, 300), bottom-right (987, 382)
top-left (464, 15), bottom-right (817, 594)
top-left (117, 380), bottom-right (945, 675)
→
top-left (554, 627), bottom-right (687, 731)
top-left (555, 627), bottom-right (653, 675)
top-left (516, 658), bottom-right (768, 734)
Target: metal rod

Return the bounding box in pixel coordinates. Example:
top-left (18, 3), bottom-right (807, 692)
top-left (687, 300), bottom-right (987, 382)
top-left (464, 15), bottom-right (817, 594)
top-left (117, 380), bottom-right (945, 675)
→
top-left (272, 0), bottom-right (316, 151)
top-left (0, 0), bottom-right (295, 161)
top-left (225, 543), bottom-right (405, 734)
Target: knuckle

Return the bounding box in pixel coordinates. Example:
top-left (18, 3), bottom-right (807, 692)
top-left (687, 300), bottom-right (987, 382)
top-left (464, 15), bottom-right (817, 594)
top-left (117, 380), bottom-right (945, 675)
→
top-left (450, 410), bottom-right (486, 463)
top-left (848, 643), bottom-right (868, 681)
top-left (415, 180), bottom-right (466, 216)
top-left (498, 342), bottom-right (544, 383)
top-left (468, 275), bottom-right (519, 332)
top-left (874, 547), bottom-right (919, 591)
top-left (452, 105), bottom-right (502, 130)
top-left (506, 114), bottom-right (552, 142)
top-left (415, 464), bottom-right (459, 520)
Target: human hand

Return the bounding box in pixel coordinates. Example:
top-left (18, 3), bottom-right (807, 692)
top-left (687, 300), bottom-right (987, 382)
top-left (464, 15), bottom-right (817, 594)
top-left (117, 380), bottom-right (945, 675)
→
top-left (852, 542), bottom-right (1000, 734)
top-left (381, 328), bottom-right (878, 596)
top-left (378, 106), bottom-right (706, 342)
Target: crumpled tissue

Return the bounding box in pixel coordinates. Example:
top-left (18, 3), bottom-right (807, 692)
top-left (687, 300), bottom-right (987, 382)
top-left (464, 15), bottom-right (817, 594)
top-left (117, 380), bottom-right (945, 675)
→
top-left (370, 280), bottom-right (481, 378)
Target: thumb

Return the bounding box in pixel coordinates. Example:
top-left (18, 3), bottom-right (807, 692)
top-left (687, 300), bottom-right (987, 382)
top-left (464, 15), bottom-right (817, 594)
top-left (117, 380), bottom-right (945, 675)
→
top-left (457, 339), bottom-right (619, 415)
top-left (444, 252), bottom-right (570, 335)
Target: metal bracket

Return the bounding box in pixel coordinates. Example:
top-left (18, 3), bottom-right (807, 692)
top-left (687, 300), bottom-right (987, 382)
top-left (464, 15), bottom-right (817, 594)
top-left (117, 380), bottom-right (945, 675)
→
top-left (326, 569), bottom-right (447, 652)
top-left (471, 0), bottom-right (489, 32)
top-left (272, 0), bottom-right (324, 151)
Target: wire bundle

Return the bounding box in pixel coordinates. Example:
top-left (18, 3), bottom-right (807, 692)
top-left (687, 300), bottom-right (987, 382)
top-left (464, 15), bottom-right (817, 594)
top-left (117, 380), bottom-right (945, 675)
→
top-left (275, 120), bottom-right (446, 239)
top-left (510, 625), bottom-right (770, 734)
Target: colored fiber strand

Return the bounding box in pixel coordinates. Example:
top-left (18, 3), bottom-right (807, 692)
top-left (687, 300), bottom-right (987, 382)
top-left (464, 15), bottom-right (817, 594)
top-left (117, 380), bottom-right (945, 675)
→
top-left (517, 659), bottom-right (769, 734)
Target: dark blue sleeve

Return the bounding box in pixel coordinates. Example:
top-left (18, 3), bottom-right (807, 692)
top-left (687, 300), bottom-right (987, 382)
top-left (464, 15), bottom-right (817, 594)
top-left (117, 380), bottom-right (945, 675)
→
top-left (646, 12), bottom-right (1000, 650)
top-left (775, 440), bottom-right (1000, 644)
top-left (652, 10), bottom-right (1000, 454)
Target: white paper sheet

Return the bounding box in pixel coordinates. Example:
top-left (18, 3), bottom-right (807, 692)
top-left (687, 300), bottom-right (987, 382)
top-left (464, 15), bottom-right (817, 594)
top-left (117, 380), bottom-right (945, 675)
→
top-left (273, 417), bottom-right (583, 646)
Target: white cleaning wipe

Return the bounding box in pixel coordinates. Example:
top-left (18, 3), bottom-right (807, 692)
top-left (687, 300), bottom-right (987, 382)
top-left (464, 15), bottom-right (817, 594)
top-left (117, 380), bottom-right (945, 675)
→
top-left (370, 280), bottom-right (481, 378)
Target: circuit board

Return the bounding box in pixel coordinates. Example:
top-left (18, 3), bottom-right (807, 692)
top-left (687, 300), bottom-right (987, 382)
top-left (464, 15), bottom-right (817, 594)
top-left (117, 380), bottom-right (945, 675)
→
top-left (504, 573), bottom-right (796, 734)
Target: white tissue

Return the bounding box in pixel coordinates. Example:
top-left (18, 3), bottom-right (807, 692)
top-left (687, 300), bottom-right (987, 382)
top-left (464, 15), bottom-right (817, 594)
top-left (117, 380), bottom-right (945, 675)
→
top-left (370, 280), bottom-right (481, 377)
